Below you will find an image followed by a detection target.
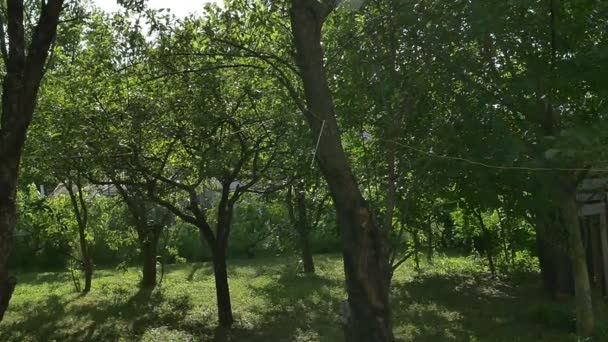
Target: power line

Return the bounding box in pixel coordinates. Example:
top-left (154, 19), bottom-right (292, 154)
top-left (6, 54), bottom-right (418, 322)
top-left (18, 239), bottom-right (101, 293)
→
top-left (389, 140), bottom-right (608, 173)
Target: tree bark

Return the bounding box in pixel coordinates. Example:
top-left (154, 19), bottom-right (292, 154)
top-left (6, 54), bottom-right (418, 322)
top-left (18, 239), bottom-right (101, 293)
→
top-left (0, 0), bottom-right (64, 321)
top-left (141, 229), bottom-right (160, 289)
top-left (210, 184), bottom-right (235, 327)
top-left (212, 243), bottom-right (233, 327)
top-left (290, 2), bottom-right (394, 341)
top-left (0, 171), bottom-right (17, 322)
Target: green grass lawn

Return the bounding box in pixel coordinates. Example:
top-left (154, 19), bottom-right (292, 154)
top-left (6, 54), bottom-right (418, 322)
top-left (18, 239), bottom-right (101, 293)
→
top-left (0, 255), bottom-right (602, 341)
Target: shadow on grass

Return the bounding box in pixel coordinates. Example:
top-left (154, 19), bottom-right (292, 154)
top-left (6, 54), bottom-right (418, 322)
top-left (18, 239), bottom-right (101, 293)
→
top-left (2, 260), bottom-right (593, 342)
top-left (1, 285), bottom-right (197, 341)
top-left (228, 266), bottom-right (344, 342)
top-left (391, 272), bottom-right (576, 341)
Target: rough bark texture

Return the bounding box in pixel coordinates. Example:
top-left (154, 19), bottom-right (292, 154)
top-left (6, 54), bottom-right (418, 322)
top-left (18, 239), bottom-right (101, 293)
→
top-left (0, 0), bottom-right (64, 321)
top-left (290, 1), bottom-right (394, 341)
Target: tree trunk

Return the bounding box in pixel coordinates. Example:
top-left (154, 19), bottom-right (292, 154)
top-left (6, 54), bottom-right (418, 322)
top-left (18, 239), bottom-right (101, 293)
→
top-left (560, 186), bottom-right (594, 336)
top-left (0, 164), bottom-right (17, 322)
top-left (213, 242), bottom-right (233, 327)
top-left (535, 214), bottom-right (573, 298)
top-left (497, 209), bottom-right (512, 270)
top-left (295, 184), bottom-right (315, 274)
top-left (66, 181), bottom-right (93, 293)
top-left (77, 223), bottom-right (93, 293)
top-left (211, 189), bottom-right (235, 328)
top-left (298, 229), bottom-right (315, 274)
top-left (475, 211), bottom-right (496, 277)
top-left (426, 218), bottom-right (433, 263)
top-left (0, 0), bottom-right (64, 321)
top-left (290, 2), bottom-right (394, 341)
top-left (141, 229), bottom-right (160, 289)
top-left (412, 230), bottom-right (421, 272)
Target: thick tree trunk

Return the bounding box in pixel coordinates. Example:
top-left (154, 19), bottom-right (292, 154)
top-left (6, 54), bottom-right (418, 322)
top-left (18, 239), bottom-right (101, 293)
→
top-left (560, 186), bottom-right (594, 336)
top-left (141, 230), bottom-right (160, 289)
top-left (290, 2), bottom-right (394, 341)
top-left (210, 192), bottom-right (235, 328)
top-left (0, 163), bottom-right (17, 322)
top-left (0, 0), bottom-right (64, 321)
top-left (535, 214), bottom-right (573, 298)
top-left (213, 243), bottom-right (233, 327)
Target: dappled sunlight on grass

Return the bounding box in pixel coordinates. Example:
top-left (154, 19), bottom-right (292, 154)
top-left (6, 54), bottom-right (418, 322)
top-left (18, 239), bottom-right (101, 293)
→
top-left (1, 254), bottom-right (604, 341)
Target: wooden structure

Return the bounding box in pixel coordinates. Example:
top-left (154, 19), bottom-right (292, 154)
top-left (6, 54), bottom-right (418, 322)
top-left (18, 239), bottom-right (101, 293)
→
top-left (577, 178), bottom-right (608, 295)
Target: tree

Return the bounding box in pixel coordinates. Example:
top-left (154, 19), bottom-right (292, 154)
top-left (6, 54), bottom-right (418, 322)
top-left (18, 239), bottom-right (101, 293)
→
top-left (290, 1), bottom-right (394, 340)
top-left (61, 175), bottom-right (94, 293)
top-left (286, 176), bottom-right (330, 274)
top-left (0, 0), bottom-right (64, 322)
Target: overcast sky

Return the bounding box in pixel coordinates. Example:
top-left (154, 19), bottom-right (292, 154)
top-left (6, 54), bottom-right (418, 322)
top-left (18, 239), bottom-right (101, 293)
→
top-left (92, 0), bottom-right (222, 17)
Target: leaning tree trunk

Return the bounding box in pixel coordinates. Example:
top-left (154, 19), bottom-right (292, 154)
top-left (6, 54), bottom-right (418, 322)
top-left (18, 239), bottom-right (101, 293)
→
top-left (290, 2), bottom-right (394, 341)
top-left (0, 0), bottom-right (64, 322)
top-left (560, 183), bottom-right (594, 336)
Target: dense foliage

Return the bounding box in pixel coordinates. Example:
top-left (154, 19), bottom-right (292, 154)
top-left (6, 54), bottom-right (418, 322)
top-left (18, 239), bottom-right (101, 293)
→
top-left (1, 0), bottom-right (607, 339)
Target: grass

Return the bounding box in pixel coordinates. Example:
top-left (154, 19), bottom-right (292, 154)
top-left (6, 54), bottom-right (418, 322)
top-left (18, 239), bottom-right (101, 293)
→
top-left (0, 254), bottom-right (604, 341)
